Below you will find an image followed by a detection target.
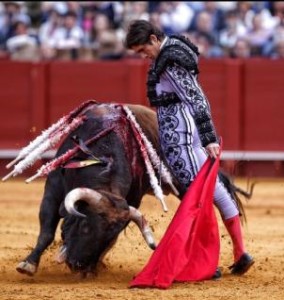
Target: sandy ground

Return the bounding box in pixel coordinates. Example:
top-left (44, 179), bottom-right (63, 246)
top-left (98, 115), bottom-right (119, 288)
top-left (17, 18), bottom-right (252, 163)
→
top-left (0, 177), bottom-right (284, 300)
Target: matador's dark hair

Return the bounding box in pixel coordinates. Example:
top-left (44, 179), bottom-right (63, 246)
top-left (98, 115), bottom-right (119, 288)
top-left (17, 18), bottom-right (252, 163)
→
top-left (125, 20), bottom-right (165, 49)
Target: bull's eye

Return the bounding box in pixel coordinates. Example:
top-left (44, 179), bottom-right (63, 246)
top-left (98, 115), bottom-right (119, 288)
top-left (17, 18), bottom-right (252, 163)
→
top-left (81, 225), bottom-right (90, 234)
top-left (80, 220), bottom-right (90, 234)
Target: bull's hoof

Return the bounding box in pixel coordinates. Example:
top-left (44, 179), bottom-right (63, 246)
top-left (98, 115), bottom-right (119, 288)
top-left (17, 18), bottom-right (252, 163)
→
top-left (16, 261), bottom-right (37, 276)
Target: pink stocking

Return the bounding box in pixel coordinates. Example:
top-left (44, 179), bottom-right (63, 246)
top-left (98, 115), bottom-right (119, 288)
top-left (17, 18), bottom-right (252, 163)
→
top-left (224, 215), bottom-right (245, 262)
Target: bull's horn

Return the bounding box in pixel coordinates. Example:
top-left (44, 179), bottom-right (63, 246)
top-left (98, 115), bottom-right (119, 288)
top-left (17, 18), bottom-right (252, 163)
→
top-left (55, 245), bottom-right (67, 264)
top-left (129, 206), bottom-right (156, 250)
top-left (64, 188), bottom-right (103, 218)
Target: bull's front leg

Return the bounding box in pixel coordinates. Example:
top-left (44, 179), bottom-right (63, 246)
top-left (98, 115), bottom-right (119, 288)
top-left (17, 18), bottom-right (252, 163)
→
top-left (16, 171), bottom-right (63, 276)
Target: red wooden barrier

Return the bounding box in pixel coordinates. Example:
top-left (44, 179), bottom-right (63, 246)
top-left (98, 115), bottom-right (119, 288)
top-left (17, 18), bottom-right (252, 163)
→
top-left (0, 62), bottom-right (46, 148)
top-left (0, 59), bottom-right (283, 177)
top-left (243, 59), bottom-right (284, 151)
top-left (199, 59), bottom-right (243, 150)
top-left (47, 59), bottom-right (149, 124)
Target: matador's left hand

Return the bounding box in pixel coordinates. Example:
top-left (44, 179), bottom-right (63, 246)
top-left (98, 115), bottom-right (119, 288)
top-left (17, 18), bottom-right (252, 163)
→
top-left (205, 143), bottom-right (220, 159)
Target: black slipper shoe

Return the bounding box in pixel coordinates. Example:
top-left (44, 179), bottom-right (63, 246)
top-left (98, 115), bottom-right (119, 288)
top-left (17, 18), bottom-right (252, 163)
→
top-left (229, 253), bottom-right (255, 275)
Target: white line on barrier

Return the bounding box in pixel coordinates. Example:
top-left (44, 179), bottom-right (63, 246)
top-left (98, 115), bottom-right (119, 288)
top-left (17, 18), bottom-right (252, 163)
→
top-left (0, 149), bottom-right (284, 161)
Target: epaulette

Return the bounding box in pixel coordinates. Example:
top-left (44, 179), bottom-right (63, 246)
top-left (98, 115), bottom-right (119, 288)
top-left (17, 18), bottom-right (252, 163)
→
top-left (155, 35), bottom-right (200, 76)
top-left (170, 34), bottom-right (200, 56)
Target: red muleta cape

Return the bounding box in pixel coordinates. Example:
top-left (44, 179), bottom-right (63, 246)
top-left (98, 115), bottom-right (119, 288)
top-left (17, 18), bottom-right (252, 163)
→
top-left (129, 152), bottom-right (221, 289)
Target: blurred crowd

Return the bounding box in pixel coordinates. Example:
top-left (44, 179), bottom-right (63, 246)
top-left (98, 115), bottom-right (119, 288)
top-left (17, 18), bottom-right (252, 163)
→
top-left (1, 1), bottom-right (284, 61)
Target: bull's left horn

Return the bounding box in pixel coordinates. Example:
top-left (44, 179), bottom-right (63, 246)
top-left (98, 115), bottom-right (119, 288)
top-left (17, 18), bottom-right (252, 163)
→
top-left (64, 188), bottom-right (103, 218)
top-left (129, 206), bottom-right (156, 250)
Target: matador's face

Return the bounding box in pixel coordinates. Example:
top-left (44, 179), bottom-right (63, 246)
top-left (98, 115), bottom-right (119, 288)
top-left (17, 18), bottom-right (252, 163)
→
top-left (131, 34), bottom-right (161, 60)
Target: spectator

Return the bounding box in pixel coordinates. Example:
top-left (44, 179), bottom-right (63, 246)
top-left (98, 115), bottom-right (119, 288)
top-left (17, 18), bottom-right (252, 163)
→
top-left (0, 1), bottom-right (30, 48)
top-left (266, 1), bottom-right (284, 25)
top-left (119, 1), bottom-right (150, 47)
top-left (263, 23), bottom-right (284, 56)
top-left (51, 10), bottom-right (84, 60)
top-left (158, 1), bottom-right (194, 35)
top-left (201, 2), bottom-right (226, 32)
top-left (90, 12), bottom-right (124, 60)
top-left (245, 13), bottom-right (273, 55)
top-left (40, 1), bottom-right (68, 22)
top-left (2, 1), bottom-right (284, 61)
top-left (0, 2), bottom-right (8, 57)
top-left (250, 1), bottom-right (278, 30)
top-left (194, 31), bottom-right (224, 58)
top-left (270, 39), bottom-right (284, 58)
top-left (149, 11), bottom-right (163, 30)
top-left (80, 7), bottom-right (95, 48)
top-left (123, 1), bottom-right (149, 27)
top-left (187, 1), bottom-right (205, 13)
top-left (216, 1), bottom-right (237, 12)
top-left (38, 8), bottom-right (63, 60)
top-left (92, 1), bottom-right (124, 29)
top-left (189, 11), bottom-right (220, 47)
top-left (235, 1), bottom-right (255, 30)
top-left (229, 37), bottom-right (252, 58)
top-left (6, 19), bottom-right (40, 61)
top-left (219, 9), bottom-right (247, 54)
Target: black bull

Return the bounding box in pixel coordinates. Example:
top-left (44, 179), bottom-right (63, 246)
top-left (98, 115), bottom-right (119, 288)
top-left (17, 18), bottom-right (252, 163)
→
top-left (13, 102), bottom-right (253, 277)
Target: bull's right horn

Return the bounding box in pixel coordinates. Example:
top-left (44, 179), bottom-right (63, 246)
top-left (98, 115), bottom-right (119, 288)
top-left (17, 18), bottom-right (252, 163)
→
top-left (55, 245), bottom-right (67, 264)
top-left (129, 206), bottom-right (156, 250)
top-left (64, 188), bottom-right (103, 218)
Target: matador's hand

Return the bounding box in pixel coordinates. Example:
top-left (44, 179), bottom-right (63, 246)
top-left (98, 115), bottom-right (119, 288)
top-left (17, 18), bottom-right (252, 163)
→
top-left (205, 143), bottom-right (220, 159)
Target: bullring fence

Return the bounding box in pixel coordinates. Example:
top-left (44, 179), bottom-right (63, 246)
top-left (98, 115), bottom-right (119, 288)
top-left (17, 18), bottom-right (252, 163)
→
top-left (0, 58), bottom-right (283, 178)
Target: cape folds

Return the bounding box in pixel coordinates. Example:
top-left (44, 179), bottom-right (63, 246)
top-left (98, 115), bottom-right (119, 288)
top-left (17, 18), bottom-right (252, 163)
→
top-left (129, 152), bottom-right (221, 289)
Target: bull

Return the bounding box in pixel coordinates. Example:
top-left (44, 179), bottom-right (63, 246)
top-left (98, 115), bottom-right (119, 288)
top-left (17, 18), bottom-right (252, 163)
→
top-left (2, 100), bottom-right (253, 277)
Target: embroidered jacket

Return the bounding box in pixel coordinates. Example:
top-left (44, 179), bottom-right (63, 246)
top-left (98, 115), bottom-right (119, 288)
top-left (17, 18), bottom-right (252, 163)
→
top-left (147, 35), bottom-right (218, 147)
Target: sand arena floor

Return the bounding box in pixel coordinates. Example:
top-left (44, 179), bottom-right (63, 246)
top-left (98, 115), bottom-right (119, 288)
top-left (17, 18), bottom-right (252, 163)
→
top-left (0, 178), bottom-right (284, 300)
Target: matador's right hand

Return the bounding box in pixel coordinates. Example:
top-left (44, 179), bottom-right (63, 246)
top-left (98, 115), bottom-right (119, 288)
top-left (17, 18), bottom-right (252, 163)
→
top-left (205, 143), bottom-right (220, 159)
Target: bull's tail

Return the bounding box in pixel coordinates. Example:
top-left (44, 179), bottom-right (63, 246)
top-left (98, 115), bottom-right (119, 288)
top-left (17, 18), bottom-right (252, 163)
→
top-left (232, 182), bottom-right (256, 200)
top-left (218, 171), bottom-right (256, 224)
top-left (232, 181), bottom-right (257, 224)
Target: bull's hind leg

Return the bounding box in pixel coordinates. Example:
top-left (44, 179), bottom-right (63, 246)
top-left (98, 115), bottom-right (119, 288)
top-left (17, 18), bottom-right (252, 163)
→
top-left (17, 171), bottom-right (64, 276)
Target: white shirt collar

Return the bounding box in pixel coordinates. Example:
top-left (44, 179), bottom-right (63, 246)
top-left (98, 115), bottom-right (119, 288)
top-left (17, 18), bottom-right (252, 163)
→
top-left (160, 36), bottom-right (168, 49)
